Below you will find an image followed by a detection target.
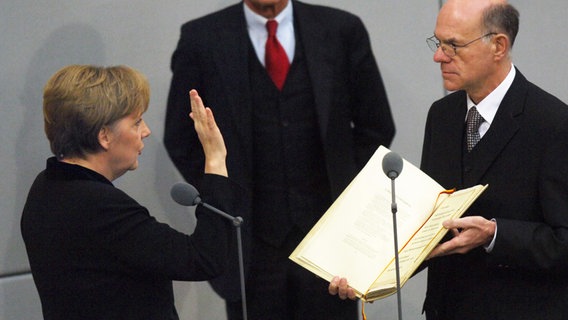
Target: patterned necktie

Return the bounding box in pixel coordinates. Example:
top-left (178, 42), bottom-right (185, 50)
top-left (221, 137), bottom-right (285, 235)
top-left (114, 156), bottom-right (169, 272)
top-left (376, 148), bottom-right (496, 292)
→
top-left (466, 106), bottom-right (484, 152)
top-left (265, 20), bottom-right (290, 90)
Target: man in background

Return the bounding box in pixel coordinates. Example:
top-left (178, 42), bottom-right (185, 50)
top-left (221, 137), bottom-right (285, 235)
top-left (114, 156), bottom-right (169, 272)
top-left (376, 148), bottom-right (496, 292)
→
top-left (164, 0), bottom-right (395, 319)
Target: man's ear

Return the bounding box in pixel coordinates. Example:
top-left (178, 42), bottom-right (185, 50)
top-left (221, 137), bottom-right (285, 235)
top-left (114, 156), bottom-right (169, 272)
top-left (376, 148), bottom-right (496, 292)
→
top-left (492, 33), bottom-right (510, 61)
top-left (98, 126), bottom-right (112, 151)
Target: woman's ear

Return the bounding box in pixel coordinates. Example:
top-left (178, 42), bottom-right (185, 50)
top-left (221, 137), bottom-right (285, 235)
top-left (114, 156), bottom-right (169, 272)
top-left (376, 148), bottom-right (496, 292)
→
top-left (98, 126), bottom-right (112, 151)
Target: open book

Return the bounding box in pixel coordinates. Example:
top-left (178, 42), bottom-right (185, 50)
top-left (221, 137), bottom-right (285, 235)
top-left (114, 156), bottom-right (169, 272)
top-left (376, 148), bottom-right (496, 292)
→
top-left (289, 146), bottom-right (487, 302)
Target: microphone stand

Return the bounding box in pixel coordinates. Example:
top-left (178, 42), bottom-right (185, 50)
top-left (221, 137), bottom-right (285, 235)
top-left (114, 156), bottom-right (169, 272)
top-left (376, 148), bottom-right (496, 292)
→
top-left (200, 203), bottom-right (248, 320)
top-left (388, 177), bottom-right (403, 320)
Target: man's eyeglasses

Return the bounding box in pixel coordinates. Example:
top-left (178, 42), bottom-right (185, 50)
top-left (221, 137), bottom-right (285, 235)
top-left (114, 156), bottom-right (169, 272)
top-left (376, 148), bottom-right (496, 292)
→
top-left (426, 33), bottom-right (497, 57)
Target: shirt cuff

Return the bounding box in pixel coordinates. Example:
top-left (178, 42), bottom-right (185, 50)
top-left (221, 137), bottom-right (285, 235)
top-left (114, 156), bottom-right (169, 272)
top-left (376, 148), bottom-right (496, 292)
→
top-left (483, 218), bottom-right (497, 253)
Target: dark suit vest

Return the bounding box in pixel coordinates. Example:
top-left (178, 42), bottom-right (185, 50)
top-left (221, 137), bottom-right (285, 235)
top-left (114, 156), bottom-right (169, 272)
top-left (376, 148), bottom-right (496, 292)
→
top-left (462, 125), bottom-right (476, 188)
top-left (248, 38), bottom-right (331, 248)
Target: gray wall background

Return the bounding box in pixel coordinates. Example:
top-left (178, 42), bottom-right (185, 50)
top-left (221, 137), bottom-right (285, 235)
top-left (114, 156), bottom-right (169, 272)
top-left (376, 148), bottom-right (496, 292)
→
top-left (1, 1), bottom-right (567, 319)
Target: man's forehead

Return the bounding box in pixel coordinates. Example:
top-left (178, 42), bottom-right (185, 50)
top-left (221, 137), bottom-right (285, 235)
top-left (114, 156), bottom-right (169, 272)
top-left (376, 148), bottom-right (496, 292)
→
top-left (435, 3), bottom-right (485, 40)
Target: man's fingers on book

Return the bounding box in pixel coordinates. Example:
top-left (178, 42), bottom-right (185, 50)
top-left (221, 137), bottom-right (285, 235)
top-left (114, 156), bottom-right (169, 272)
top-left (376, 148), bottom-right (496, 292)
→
top-left (329, 276), bottom-right (356, 300)
top-left (329, 276), bottom-right (340, 295)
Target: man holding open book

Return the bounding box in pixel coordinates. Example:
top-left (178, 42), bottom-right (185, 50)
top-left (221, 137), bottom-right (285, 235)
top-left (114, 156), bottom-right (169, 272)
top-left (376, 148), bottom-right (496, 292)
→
top-left (330, 1), bottom-right (568, 319)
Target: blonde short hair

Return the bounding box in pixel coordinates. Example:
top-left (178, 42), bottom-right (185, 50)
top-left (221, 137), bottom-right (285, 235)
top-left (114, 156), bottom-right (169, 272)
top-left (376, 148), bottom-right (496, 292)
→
top-left (43, 65), bottom-right (150, 159)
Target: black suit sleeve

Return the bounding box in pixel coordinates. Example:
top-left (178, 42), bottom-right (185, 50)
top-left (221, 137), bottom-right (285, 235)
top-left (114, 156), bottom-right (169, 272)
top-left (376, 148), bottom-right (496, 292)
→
top-left (99, 174), bottom-right (240, 280)
top-left (344, 15), bottom-right (395, 162)
top-left (490, 115), bottom-right (568, 274)
top-left (164, 22), bottom-right (206, 188)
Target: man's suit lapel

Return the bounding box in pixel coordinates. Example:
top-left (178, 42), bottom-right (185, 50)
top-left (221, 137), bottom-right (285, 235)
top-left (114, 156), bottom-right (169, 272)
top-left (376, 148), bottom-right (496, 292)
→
top-left (441, 95), bottom-right (468, 188)
top-left (213, 4), bottom-right (254, 145)
top-left (293, 1), bottom-right (333, 141)
top-left (468, 69), bottom-right (526, 183)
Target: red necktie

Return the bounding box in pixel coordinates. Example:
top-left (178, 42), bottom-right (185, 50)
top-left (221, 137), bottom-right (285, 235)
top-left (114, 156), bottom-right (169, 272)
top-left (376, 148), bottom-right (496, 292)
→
top-left (265, 20), bottom-right (290, 90)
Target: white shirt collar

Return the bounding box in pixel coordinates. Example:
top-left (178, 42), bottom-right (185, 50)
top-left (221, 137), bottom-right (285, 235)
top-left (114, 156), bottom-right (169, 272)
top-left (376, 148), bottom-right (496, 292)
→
top-left (243, 1), bottom-right (295, 65)
top-left (467, 63), bottom-right (516, 126)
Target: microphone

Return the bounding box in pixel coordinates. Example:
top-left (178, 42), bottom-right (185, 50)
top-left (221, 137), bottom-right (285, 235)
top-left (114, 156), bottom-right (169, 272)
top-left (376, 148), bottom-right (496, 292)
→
top-left (382, 151), bottom-right (403, 179)
top-left (170, 181), bottom-right (242, 226)
top-left (170, 182), bottom-right (248, 320)
top-left (170, 181), bottom-right (201, 206)
top-left (382, 151), bottom-right (404, 320)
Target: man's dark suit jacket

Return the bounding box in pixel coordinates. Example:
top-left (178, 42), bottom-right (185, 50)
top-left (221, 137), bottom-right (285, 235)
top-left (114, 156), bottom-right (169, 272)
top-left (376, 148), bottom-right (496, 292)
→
top-left (164, 0), bottom-right (395, 301)
top-left (420, 69), bottom-right (568, 320)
